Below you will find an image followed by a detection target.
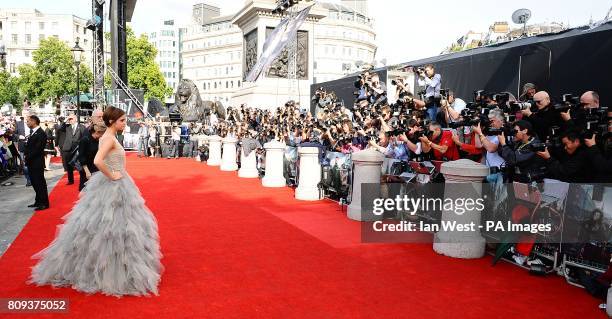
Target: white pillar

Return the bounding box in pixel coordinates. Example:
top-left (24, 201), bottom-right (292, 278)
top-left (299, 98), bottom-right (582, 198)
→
top-left (220, 136), bottom-right (239, 171)
top-left (347, 148), bottom-right (385, 221)
top-left (433, 159), bottom-right (490, 259)
top-left (207, 135), bottom-right (222, 166)
top-left (238, 146), bottom-right (259, 178)
top-left (295, 147), bottom-right (322, 201)
top-left (262, 140), bottom-right (286, 187)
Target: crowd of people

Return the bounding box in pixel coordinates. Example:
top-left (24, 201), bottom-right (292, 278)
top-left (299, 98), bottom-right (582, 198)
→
top-left (0, 108), bottom-right (109, 209)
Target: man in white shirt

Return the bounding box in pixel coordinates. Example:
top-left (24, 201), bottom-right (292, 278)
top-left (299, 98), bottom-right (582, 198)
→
top-left (168, 126), bottom-right (181, 159)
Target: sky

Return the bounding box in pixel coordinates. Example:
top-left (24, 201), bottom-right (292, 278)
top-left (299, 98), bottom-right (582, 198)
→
top-left (5, 0), bottom-right (612, 64)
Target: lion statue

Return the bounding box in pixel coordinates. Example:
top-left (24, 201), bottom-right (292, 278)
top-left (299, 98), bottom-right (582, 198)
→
top-left (169, 79), bottom-right (206, 122)
top-left (202, 100), bottom-right (226, 120)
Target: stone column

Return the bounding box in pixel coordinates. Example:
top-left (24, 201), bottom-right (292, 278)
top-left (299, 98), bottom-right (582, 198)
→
top-left (433, 159), bottom-right (489, 259)
top-left (295, 147), bottom-right (322, 201)
top-left (220, 136), bottom-right (239, 171)
top-left (207, 135), bottom-right (222, 166)
top-left (347, 148), bottom-right (385, 221)
top-left (238, 146), bottom-right (259, 178)
top-left (262, 140), bottom-right (286, 187)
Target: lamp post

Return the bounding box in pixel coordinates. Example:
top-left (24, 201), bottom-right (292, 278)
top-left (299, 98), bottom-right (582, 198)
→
top-left (71, 39), bottom-right (84, 124)
top-left (0, 42), bottom-right (7, 71)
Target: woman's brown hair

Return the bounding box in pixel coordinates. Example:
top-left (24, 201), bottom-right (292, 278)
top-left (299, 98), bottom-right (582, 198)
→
top-left (102, 106), bottom-right (126, 127)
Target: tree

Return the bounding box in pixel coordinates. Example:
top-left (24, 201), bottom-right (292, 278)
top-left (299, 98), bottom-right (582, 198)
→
top-left (0, 71), bottom-right (20, 108)
top-left (126, 28), bottom-right (172, 101)
top-left (17, 37), bottom-right (93, 104)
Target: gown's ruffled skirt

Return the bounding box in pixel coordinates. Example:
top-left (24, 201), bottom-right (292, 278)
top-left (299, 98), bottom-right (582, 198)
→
top-left (28, 171), bottom-right (163, 297)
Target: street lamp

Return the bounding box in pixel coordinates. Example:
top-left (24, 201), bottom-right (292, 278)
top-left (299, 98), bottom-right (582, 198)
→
top-left (0, 42), bottom-right (7, 71)
top-left (71, 38), bottom-right (84, 124)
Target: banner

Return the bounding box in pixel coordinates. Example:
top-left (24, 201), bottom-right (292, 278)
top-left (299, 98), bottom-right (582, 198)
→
top-left (245, 4), bottom-right (313, 82)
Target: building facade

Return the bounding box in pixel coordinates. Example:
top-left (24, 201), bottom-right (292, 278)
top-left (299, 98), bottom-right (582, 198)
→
top-left (149, 20), bottom-right (182, 104)
top-left (181, 14), bottom-right (243, 104)
top-left (180, 0), bottom-right (376, 108)
top-left (0, 8), bottom-right (93, 75)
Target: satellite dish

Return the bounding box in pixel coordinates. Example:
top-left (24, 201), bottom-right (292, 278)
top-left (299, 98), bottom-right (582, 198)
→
top-left (512, 8), bottom-right (532, 37)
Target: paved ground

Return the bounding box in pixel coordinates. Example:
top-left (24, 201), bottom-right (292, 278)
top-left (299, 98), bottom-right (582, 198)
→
top-left (0, 163), bottom-right (65, 257)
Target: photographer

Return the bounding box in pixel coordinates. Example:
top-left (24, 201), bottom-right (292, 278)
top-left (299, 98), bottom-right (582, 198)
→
top-left (417, 64), bottom-right (442, 121)
top-left (536, 130), bottom-right (593, 183)
top-left (584, 129), bottom-right (612, 182)
top-left (519, 83), bottom-right (537, 102)
top-left (561, 91), bottom-right (601, 130)
top-left (473, 109), bottom-right (506, 171)
top-left (419, 122), bottom-right (460, 161)
top-left (521, 91), bottom-right (564, 141)
top-left (441, 91), bottom-right (467, 124)
top-left (312, 87), bottom-right (332, 116)
top-left (499, 120), bottom-right (547, 183)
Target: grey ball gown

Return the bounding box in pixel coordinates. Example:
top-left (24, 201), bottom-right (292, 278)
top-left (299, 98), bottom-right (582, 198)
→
top-left (28, 137), bottom-right (163, 297)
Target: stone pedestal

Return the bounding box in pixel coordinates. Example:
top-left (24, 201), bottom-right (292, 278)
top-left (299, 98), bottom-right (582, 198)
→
top-left (220, 136), bottom-right (239, 171)
top-left (262, 140), bottom-right (286, 187)
top-left (238, 147), bottom-right (259, 178)
top-left (207, 135), bottom-right (222, 166)
top-left (295, 147), bottom-right (322, 201)
top-left (433, 159), bottom-right (489, 259)
top-left (348, 149), bottom-right (385, 221)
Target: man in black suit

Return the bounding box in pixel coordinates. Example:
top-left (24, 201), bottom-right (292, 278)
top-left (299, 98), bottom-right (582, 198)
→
top-left (15, 116), bottom-right (32, 186)
top-left (24, 115), bottom-right (49, 211)
top-left (60, 114), bottom-right (86, 185)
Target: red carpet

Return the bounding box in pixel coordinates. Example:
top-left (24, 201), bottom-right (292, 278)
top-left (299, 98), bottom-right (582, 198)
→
top-left (0, 155), bottom-right (605, 318)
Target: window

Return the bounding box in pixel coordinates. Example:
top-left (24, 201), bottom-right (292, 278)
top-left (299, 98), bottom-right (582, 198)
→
top-left (9, 63), bottom-right (16, 73)
top-left (25, 21), bottom-right (31, 30)
top-left (25, 34), bottom-right (31, 44)
top-left (214, 83), bottom-right (217, 89)
top-left (11, 34), bottom-right (18, 44)
top-left (24, 50), bottom-right (30, 57)
top-left (0, 21), bottom-right (3, 30)
top-left (314, 61), bottom-right (317, 70)
top-left (39, 22), bottom-right (45, 30)
top-left (11, 21), bottom-right (17, 29)
top-left (225, 81), bottom-right (228, 89)
top-left (39, 34), bottom-right (45, 42)
top-left (238, 80), bottom-right (241, 87)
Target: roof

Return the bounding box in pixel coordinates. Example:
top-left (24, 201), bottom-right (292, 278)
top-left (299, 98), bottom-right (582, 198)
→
top-left (317, 2), bottom-right (368, 17)
top-left (395, 21), bottom-right (612, 67)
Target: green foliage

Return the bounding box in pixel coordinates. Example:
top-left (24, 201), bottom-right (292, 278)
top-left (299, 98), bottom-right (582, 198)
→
top-left (0, 71), bottom-right (21, 108)
top-left (126, 28), bottom-right (172, 101)
top-left (17, 37), bottom-right (93, 103)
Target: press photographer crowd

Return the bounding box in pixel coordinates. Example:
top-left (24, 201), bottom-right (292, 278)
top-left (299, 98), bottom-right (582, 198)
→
top-left (1, 63), bottom-right (611, 309)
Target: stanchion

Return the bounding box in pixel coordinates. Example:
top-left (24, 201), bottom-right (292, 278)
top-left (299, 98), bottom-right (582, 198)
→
top-left (220, 136), bottom-right (238, 171)
top-left (238, 146), bottom-right (259, 178)
top-left (347, 148), bottom-right (385, 221)
top-left (295, 147), bottom-right (322, 201)
top-left (433, 159), bottom-right (489, 259)
top-left (262, 140), bottom-right (286, 187)
top-left (207, 135), bottom-right (222, 166)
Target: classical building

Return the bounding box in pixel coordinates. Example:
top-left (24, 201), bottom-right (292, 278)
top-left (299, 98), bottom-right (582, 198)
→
top-left (0, 8), bottom-right (93, 75)
top-left (149, 20), bottom-right (182, 104)
top-left (180, 0), bottom-right (376, 109)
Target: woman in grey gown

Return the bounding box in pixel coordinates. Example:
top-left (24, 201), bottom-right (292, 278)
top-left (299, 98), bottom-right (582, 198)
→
top-left (28, 107), bottom-right (163, 297)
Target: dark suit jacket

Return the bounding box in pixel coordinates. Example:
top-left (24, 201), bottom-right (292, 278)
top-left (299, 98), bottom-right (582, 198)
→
top-left (24, 127), bottom-right (47, 168)
top-left (61, 124), bottom-right (86, 152)
top-left (78, 132), bottom-right (99, 173)
top-left (15, 120), bottom-right (28, 151)
top-left (54, 122), bottom-right (67, 152)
